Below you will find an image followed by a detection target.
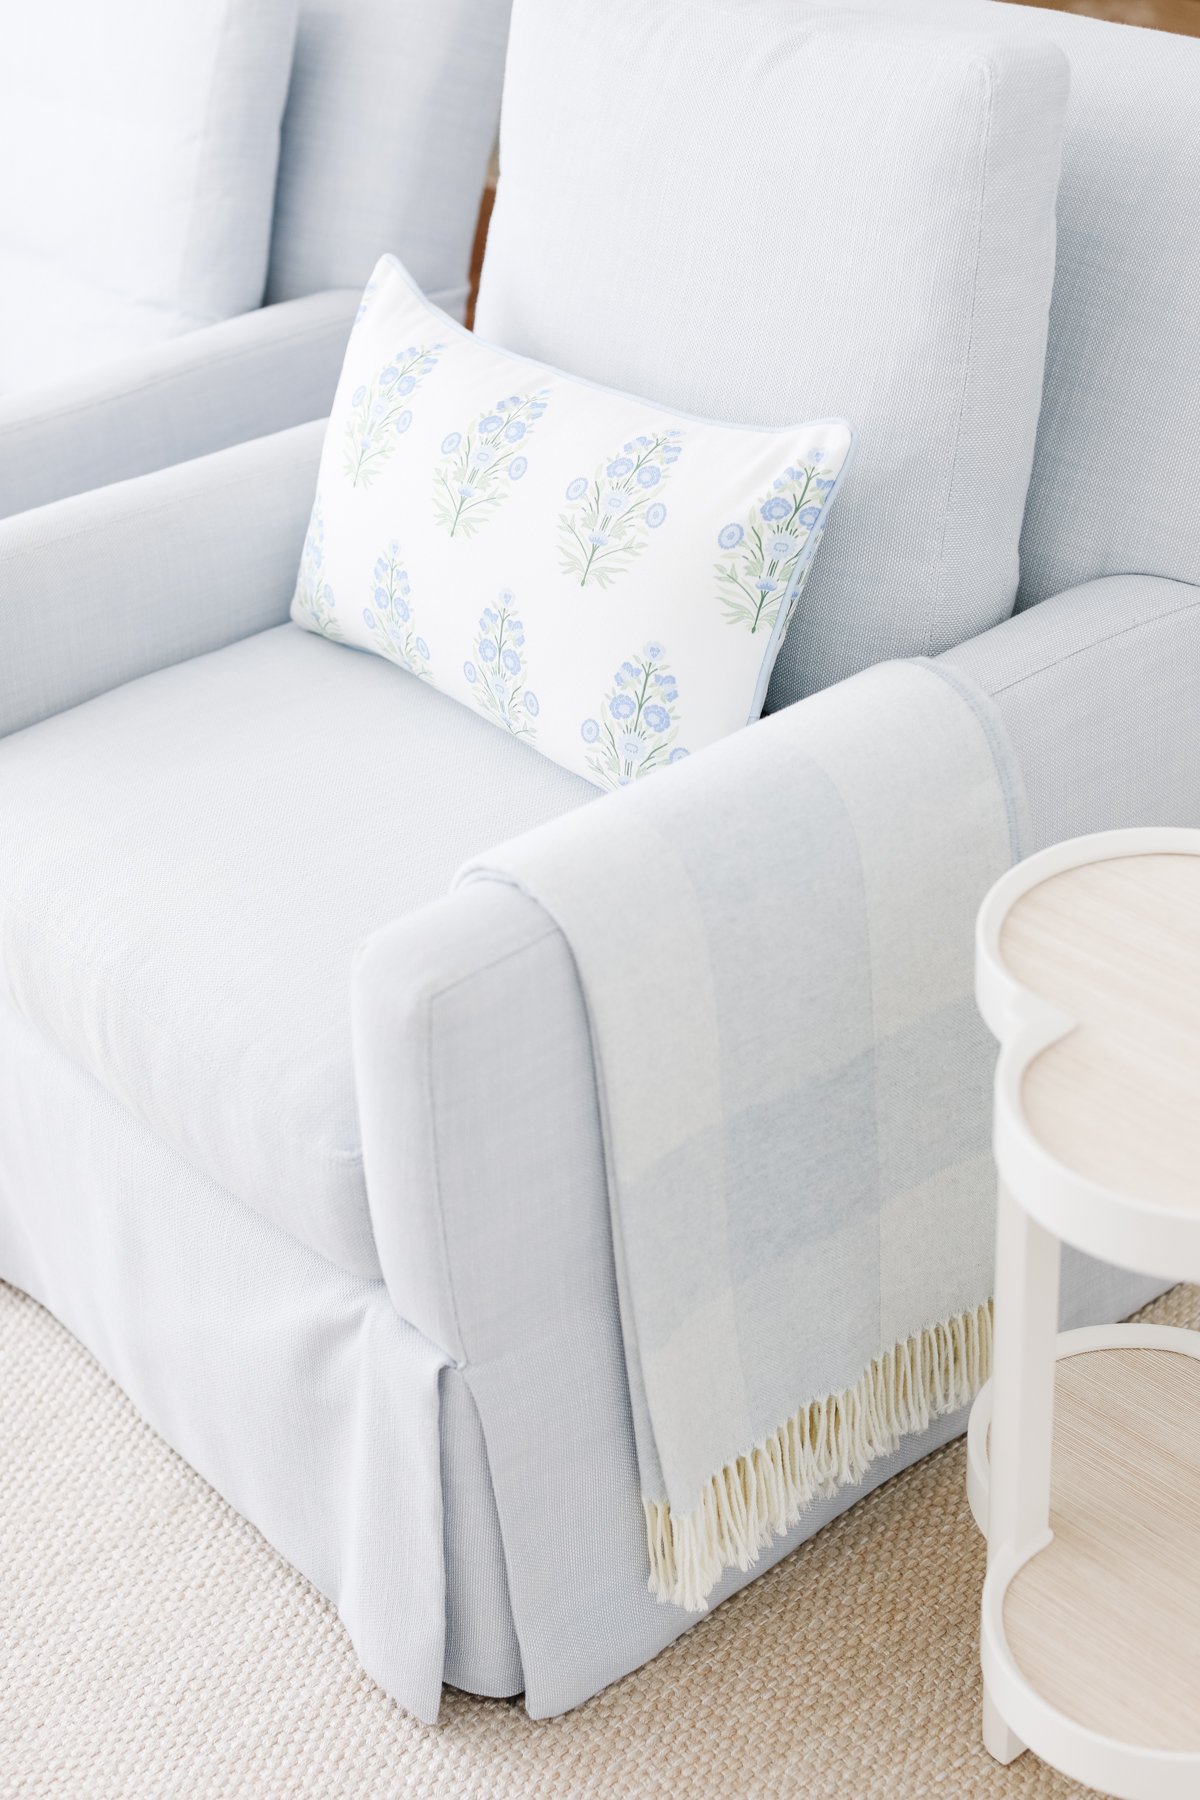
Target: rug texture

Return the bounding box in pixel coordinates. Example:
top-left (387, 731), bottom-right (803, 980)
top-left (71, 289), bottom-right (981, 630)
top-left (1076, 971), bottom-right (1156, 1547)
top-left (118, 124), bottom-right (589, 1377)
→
top-left (3, 1278), bottom-right (1195, 1799)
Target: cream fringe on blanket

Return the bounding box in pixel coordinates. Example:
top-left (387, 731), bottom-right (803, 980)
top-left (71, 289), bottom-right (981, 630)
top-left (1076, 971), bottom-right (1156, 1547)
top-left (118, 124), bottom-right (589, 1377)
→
top-left (645, 1299), bottom-right (993, 1612)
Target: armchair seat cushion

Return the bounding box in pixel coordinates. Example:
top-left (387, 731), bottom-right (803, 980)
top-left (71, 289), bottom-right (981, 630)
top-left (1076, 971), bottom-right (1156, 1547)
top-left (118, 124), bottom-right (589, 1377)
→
top-left (0, 623), bottom-right (591, 1277)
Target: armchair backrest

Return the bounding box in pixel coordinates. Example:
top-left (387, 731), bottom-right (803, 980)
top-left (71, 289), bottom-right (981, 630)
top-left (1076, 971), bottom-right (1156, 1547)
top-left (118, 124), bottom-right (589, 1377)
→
top-left (475, 0), bottom-right (1070, 705)
top-left (265, 0), bottom-right (512, 320)
top-left (994, 6), bottom-right (1200, 608)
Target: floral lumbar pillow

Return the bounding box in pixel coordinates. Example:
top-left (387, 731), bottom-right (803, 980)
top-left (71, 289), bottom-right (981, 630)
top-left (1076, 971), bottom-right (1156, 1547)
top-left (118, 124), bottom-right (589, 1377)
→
top-left (291, 254), bottom-right (852, 789)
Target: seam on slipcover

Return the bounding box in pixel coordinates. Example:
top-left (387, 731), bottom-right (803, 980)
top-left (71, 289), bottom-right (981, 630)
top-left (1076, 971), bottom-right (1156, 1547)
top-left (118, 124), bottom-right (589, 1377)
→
top-left (423, 921), bottom-right (563, 1371)
top-left (985, 589), bottom-right (1200, 695)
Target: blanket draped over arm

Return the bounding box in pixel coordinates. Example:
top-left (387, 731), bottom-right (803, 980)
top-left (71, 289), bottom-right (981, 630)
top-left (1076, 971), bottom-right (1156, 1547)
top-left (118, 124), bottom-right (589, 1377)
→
top-left (457, 658), bottom-right (1027, 1610)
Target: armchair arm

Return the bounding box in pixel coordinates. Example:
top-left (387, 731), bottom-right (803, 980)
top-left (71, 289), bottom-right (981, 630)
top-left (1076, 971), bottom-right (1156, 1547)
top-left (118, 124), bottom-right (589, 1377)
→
top-left (0, 419), bottom-right (324, 739)
top-left (938, 572), bottom-right (1200, 847)
top-left (0, 289), bottom-right (356, 520)
top-left (352, 576), bottom-right (1200, 1713)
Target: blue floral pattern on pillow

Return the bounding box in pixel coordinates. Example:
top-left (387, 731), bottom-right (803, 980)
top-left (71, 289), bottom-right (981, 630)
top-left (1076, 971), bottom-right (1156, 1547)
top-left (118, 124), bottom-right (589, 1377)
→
top-left (292, 500), bottom-right (340, 638)
top-left (463, 592), bottom-right (538, 736)
top-left (343, 343), bottom-right (443, 489)
top-left (361, 544), bottom-right (431, 677)
top-left (433, 393), bottom-right (550, 538)
top-left (714, 456), bottom-right (831, 633)
top-left (580, 644), bottom-right (689, 786)
top-left (559, 431), bottom-right (683, 589)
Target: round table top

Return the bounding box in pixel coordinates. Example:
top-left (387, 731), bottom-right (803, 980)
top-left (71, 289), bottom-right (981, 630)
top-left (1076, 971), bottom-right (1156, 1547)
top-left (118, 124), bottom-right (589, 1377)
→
top-left (976, 829), bottom-right (1200, 1271)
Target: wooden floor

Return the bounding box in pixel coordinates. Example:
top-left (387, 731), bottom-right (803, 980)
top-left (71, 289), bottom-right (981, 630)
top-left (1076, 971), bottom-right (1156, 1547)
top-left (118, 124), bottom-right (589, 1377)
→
top-left (1000, 0), bottom-right (1200, 31)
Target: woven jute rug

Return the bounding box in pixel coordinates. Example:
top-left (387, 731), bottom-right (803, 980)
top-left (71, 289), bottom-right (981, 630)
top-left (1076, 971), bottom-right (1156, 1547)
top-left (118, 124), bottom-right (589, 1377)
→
top-left (3, 1280), bottom-right (1195, 1799)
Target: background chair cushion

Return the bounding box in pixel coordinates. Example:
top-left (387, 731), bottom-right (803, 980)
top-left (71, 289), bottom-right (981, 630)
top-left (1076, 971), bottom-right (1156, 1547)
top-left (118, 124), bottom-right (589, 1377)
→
top-left (0, 624), bottom-right (592, 1277)
top-left (265, 0), bottom-right (512, 318)
top-left (0, 0), bottom-right (296, 395)
top-left (475, 0), bottom-right (1069, 704)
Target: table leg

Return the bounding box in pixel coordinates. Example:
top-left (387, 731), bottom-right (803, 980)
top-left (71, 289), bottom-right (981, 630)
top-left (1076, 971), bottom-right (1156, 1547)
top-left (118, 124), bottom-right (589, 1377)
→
top-left (981, 1176), bottom-right (1060, 1764)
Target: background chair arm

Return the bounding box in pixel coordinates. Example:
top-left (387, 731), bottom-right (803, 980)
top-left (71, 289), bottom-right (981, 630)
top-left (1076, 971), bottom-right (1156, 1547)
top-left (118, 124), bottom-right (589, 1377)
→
top-left (0, 290), bottom-right (356, 521)
top-left (0, 420), bottom-right (324, 739)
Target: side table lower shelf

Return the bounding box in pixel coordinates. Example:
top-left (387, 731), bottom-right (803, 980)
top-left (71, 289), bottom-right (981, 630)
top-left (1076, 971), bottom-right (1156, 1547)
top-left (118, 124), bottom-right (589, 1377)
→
top-left (968, 1324), bottom-right (1200, 1798)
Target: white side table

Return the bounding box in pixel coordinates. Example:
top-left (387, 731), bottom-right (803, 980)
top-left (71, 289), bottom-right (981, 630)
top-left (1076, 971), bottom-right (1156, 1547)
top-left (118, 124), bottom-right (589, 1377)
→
top-left (969, 828), bottom-right (1200, 1799)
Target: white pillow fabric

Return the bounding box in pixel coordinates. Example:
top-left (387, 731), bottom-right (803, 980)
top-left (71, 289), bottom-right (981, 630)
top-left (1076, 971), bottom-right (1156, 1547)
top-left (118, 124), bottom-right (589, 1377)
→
top-left (291, 256), bottom-right (852, 788)
top-left (0, 0), bottom-right (297, 396)
top-left (475, 0), bottom-right (1069, 705)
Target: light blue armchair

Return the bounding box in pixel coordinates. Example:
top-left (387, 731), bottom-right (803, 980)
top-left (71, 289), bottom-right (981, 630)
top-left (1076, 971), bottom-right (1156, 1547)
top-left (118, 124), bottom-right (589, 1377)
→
top-left (0, 0), bottom-right (1197, 1729)
top-left (0, 0), bottom-right (510, 520)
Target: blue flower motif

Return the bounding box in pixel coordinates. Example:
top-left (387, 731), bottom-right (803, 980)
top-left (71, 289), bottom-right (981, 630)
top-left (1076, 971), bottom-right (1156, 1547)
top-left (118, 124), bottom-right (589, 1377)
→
top-left (767, 534), bottom-right (798, 559)
top-left (636, 465), bottom-right (661, 489)
top-left (646, 503), bottom-right (667, 529)
top-left (501, 648), bottom-right (521, 675)
top-left (643, 642), bottom-right (665, 660)
top-left (475, 446), bottom-right (496, 467)
top-left (415, 637), bottom-right (430, 659)
top-left (718, 523), bottom-right (744, 550)
top-left (601, 489), bottom-right (627, 514)
top-left (760, 496), bottom-right (791, 522)
top-left (509, 456), bottom-right (528, 481)
top-left (479, 413), bottom-right (505, 433)
top-left (609, 692), bottom-right (637, 720)
top-left (755, 578), bottom-right (780, 595)
top-left (607, 457), bottom-right (634, 478)
top-left (643, 704), bottom-right (671, 733)
top-left (441, 432), bottom-right (462, 454)
top-left (797, 504), bottom-right (822, 529)
top-left (463, 661), bottom-right (477, 683)
top-left (479, 638), bottom-right (498, 663)
top-left (362, 608), bottom-right (376, 627)
top-left (668, 747), bottom-right (690, 764)
top-left (394, 410), bottom-right (412, 434)
top-left (524, 692), bottom-right (540, 718)
top-left (351, 385), bottom-right (367, 406)
top-left (566, 477), bottom-right (588, 500)
top-left (504, 420), bottom-right (527, 443)
top-left (618, 732), bottom-right (645, 761)
top-left (396, 374), bottom-right (416, 397)
top-left (581, 718), bottom-right (601, 744)
top-left (622, 661), bottom-right (638, 677)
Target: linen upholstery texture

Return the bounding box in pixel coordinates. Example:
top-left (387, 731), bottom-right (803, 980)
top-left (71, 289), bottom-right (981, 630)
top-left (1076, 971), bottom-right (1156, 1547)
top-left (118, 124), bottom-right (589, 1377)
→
top-left (0, 423), bottom-right (327, 741)
top-left (0, 1000), bottom-right (463, 1724)
top-left (265, 0), bottom-right (512, 312)
top-left (1000, 6), bottom-right (1200, 605)
top-left (475, 0), bottom-right (1068, 701)
top-left (0, 0), bottom-right (297, 395)
top-left (0, 624), bottom-right (591, 1278)
top-left (0, 0), bottom-right (512, 517)
top-left (0, 295), bottom-right (357, 523)
top-left (830, 0), bottom-right (1200, 605)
